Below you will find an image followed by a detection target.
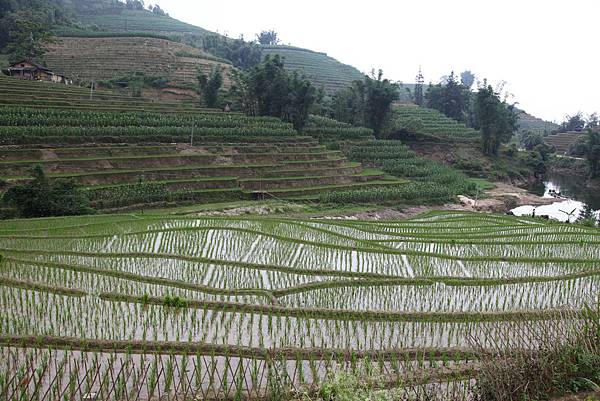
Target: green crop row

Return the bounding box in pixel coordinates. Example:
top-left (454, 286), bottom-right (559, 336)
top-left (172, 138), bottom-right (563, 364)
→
top-left (87, 183), bottom-right (247, 209)
top-left (337, 140), bottom-right (476, 203)
top-left (320, 182), bottom-right (457, 204)
top-left (0, 126), bottom-right (296, 142)
top-left (0, 107), bottom-right (290, 129)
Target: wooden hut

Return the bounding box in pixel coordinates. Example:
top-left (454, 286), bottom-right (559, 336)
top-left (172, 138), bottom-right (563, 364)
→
top-left (2, 60), bottom-right (70, 84)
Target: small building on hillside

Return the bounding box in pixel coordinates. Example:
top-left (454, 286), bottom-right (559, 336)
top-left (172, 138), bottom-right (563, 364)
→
top-left (2, 60), bottom-right (70, 84)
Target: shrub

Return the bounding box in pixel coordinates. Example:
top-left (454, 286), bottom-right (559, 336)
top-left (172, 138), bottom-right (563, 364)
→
top-left (472, 303), bottom-right (600, 401)
top-left (2, 166), bottom-right (93, 218)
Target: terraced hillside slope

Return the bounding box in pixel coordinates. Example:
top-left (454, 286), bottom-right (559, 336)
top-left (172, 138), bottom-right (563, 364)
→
top-left (0, 211), bottom-right (597, 399)
top-left (44, 36), bottom-right (232, 86)
top-left (0, 77), bottom-right (404, 210)
top-left (0, 74), bottom-right (206, 111)
top-left (544, 131), bottom-right (585, 155)
top-left (74, 9), bottom-right (213, 37)
top-left (392, 103), bottom-right (480, 142)
top-left (516, 108), bottom-right (559, 135)
top-left (261, 45), bottom-right (365, 95)
top-left (0, 107), bottom-right (404, 209)
top-left (302, 115), bottom-right (374, 141)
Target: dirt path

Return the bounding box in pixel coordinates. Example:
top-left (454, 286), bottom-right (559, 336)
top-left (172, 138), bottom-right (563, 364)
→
top-left (338, 182), bottom-right (556, 221)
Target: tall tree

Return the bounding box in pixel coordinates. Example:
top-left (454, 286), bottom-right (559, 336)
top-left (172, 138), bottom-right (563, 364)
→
top-left (285, 71), bottom-right (317, 131)
top-left (202, 35), bottom-right (262, 70)
top-left (331, 70), bottom-right (399, 138)
top-left (586, 129), bottom-right (600, 178)
top-left (0, 9), bottom-right (56, 62)
top-left (559, 112), bottom-right (586, 132)
top-left (460, 70), bottom-right (476, 89)
top-left (365, 70), bottom-right (400, 136)
top-left (473, 83), bottom-right (518, 156)
top-left (197, 67), bottom-right (223, 108)
top-left (521, 131), bottom-right (544, 150)
top-left (586, 112), bottom-right (599, 129)
top-left (414, 67), bottom-right (424, 106)
top-left (425, 71), bottom-right (470, 122)
top-left (232, 55), bottom-right (315, 130)
top-left (256, 30), bottom-right (280, 45)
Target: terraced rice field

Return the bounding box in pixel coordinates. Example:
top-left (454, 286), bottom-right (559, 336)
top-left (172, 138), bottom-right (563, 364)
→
top-left (302, 115), bottom-right (374, 141)
top-left (544, 131), bottom-right (584, 155)
top-left (393, 104), bottom-right (480, 142)
top-left (44, 36), bottom-right (232, 86)
top-left (0, 89), bottom-right (403, 208)
top-left (0, 75), bottom-right (206, 113)
top-left (0, 211), bottom-right (598, 400)
top-left (75, 9), bottom-right (213, 36)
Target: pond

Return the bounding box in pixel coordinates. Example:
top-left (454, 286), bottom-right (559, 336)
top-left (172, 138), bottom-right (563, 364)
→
top-left (512, 173), bottom-right (600, 222)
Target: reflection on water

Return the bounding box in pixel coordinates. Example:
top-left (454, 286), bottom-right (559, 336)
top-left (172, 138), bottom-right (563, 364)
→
top-left (512, 173), bottom-right (600, 222)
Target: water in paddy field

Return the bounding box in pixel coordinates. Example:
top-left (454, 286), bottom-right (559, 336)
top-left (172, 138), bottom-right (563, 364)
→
top-left (512, 173), bottom-right (600, 222)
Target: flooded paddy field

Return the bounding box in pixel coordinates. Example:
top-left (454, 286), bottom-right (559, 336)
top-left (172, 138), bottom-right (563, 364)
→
top-left (0, 211), bottom-right (598, 400)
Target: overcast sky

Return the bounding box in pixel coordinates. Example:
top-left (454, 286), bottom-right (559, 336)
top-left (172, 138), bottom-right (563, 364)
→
top-left (152, 0), bottom-right (598, 123)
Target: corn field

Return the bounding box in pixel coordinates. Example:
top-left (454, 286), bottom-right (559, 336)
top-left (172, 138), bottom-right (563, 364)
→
top-left (0, 211), bottom-right (598, 400)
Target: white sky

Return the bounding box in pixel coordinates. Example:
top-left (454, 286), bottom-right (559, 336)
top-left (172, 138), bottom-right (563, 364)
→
top-left (152, 0), bottom-right (598, 123)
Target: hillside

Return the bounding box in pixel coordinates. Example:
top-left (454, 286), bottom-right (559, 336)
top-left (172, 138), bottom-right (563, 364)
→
top-left (544, 131), bottom-right (584, 154)
top-left (516, 108), bottom-right (558, 134)
top-left (261, 45), bottom-right (365, 95)
top-left (0, 74), bottom-right (213, 111)
top-left (391, 103), bottom-right (480, 142)
top-left (0, 76), bottom-right (406, 212)
top-left (44, 36), bottom-right (232, 88)
top-left (74, 9), bottom-right (213, 36)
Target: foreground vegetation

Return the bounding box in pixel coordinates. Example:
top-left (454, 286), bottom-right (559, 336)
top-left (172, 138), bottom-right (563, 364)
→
top-left (0, 211), bottom-right (598, 399)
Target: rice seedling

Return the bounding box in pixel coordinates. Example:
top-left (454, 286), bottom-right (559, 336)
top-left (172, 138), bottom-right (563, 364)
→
top-left (0, 211), bottom-right (597, 399)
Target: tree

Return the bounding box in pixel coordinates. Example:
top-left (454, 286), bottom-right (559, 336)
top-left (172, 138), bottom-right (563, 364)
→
top-left (256, 30), bottom-right (280, 45)
top-left (425, 71), bottom-right (470, 122)
top-left (151, 4), bottom-right (166, 16)
top-left (414, 67), bottom-right (425, 106)
top-left (285, 72), bottom-right (317, 131)
top-left (521, 131), bottom-right (544, 150)
top-left (0, 0), bottom-right (69, 54)
top-left (231, 55), bottom-right (316, 130)
top-left (4, 12), bottom-right (57, 63)
top-left (585, 129), bottom-right (600, 178)
top-left (586, 112), bottom-right (599, 129)
top-left (331, 80), bottom-right (367, 128)
top-left (331, 70), bottom-right (399, 138)
top-left (202, 35), bottom-right (263, 70)
top-left (559, 112), bottom-right (586, 132)
top-left (569, 135), bottom-right (588, 157)
top-left (197, 67), bottom-right (223, 108)
top-left (473, 83), bottom-right (518, 156)
top-left (2, 166), bottom-right (93, 218)
top-left (365, 70), bottom-right (400, 136)
top-left (125, 0), bottom-right (145, 10)
top-left (460, 70), bottom-right (476, 89)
